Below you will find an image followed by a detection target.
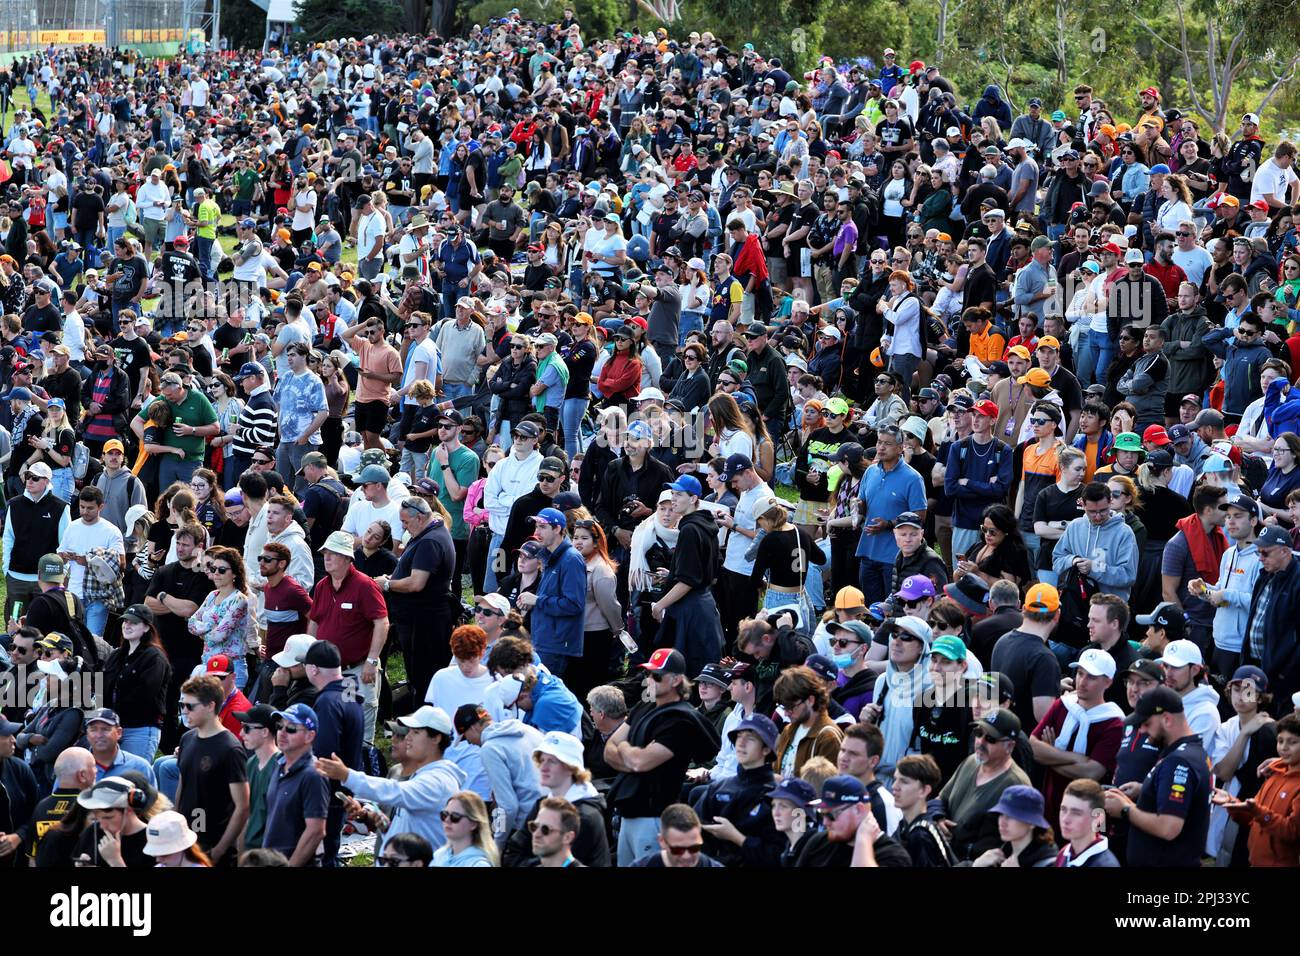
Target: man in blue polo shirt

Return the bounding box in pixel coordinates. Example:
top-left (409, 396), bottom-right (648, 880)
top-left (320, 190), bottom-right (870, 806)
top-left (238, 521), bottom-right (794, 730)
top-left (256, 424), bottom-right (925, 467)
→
top-left (263, 702), bottom-right (330, 866)
top-left (855, 424), bottom-right (926, 605)
top-left (84, 708), bottom-right (156, 785)
top-left (434, 224), bottom-right (482, 322)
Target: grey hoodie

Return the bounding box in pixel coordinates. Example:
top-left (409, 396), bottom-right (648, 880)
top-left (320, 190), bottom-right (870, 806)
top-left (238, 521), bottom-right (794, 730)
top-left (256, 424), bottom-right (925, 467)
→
top-left (1052, 512), bottom-right (1139, 600)
top-left (93, 467), bottom-right (147, 535)
top-left (480, 718), bottom-right (545, 834)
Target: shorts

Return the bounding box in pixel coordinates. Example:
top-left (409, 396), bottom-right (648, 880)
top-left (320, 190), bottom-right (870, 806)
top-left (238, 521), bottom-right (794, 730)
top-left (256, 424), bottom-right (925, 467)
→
top-left (786, 249), bottom-right (812, 280)
top-left (355, 399), bottom-right (390, 434)
top-left (141, 217), bottom-right (166, 246)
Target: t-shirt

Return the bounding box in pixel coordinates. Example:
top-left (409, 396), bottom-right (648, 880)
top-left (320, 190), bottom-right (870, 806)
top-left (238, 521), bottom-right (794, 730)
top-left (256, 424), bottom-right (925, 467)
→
top-left (430, 445), bottom-right (481, 540)
top-left (989, 630), bottom-right (1061, 734)
top-left (57, 518), bottom-right (125, 600)
top-left (262, 574), bottom-right (314, 658)
top-left (1032, 483), bottom-right (1082, 570)
top-left (176, 728), bottom-right (248, 855)
top-left (341, 497), bottom-right (404, 541)
top-left (354, 337), bottom-right (403, 404)
top-left (146, 561), bottom-right (214, 666)
top-left (111, 335), bottom-right (153, 394)
top-left (386, 519), bottom-right (455, 624)
top-left (1019, 441), bottom-right (1062, 534)
top-left (425, 662), bottom-right (495, 711)
top-left (134, 387), bottom-right (217, 462)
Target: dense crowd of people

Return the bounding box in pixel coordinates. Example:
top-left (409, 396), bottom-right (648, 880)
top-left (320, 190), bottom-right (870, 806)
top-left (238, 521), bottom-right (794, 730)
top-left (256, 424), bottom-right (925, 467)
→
top-left (1, 12), bottom-right (1300, 871)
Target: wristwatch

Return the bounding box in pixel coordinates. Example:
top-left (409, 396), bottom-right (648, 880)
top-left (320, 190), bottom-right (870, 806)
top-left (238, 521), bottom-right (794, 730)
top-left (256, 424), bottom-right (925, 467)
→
top-left (365, 657), bottom-right (381, 667)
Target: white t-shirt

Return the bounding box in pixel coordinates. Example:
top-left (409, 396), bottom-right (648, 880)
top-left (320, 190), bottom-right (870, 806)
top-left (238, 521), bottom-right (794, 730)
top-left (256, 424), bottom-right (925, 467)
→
top-left (401, 336), bottom-right (440, 407)
top-left (723, 480), bottom-right (774, 575)
top-left (1250, 158), bottom-right (1299, 204)
top-left (190, 76), bottom-right (210, 107)
top-left (358, 212), bottom-right (387, 263)
top-left (582, 228), bottom-right (626, 275)
top-left (62, 309), bottom-right (87, 361)
top-left (57, 518), bottom-right (125, 600)
top-left (291, 190), bottom-right (317, 232)
top-left (341, 497), bottom-right (404, 540)
top-left (425, 664), bottom-right (494, 711)
top-left (1172, 245), bottom-right (1213, 287)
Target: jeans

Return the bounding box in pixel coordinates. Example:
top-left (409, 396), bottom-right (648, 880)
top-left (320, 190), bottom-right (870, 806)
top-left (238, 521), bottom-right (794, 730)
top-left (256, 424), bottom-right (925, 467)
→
top-left (158, 454), bottom-right (199, 490)
top-left (678, 311), bottom-right (705, 345)
top-left (204, 651), bottom-right (248, 689)
top-left (1049, 640), bottom-right (1081, 672)
top-left (484, 531), bottom-right (507, 591)
top-left (359, 257), bottom-right (383, 280)
top-left (276, 441), bottom-right (312, 496)
top-left (1083, 332), bottom-right (1115, 390)
top-left (85, 600), bottom-right (110, 638)
top-left (400, 448), bottom-right (431, 480)
top-left (951, 526), bottom-right (982, 570)
top-left (497, 419), bottom-right (513, 453)
top-left (561, 397), bottom-right (589, 460)
top-left (153, 755), bottom-right (181, 803)
top-left (538, 650), bottom-right (571, 677)
top-left (858, 557), bottom-right (893, 605)
top-left (617, 815), bottom-right (661, 867)
top-left (120, 726), bottom-right (161, 761)
top-left (443, 382), bottom-right (474, 405)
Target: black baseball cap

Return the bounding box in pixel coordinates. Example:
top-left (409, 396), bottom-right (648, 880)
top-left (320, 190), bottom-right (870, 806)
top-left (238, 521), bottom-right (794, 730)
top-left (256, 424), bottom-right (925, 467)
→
top-left (303, 640), bottom-right (342, 668)
top-left (1126, 685), bottom-right (1185, 726)
top-left (972, 708), bottom-right (1021, 741)
top-left (234, 703), bottom-right (279, 728)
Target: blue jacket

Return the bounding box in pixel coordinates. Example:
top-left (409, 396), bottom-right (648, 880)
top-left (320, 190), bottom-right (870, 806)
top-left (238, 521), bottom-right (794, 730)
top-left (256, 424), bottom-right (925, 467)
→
top-left (311, 679), bottom-right (364, 770)
top-left (531, 537), bottom-right (588, 659)
top-left (1264, 377), bottom-right (1300, 439)
top-left (1204, 327), bottom-right (1270, 415)
top-left (943, 435), bottom-right (1014, 529)
top-left (524, 670), bottom-right (583, 736)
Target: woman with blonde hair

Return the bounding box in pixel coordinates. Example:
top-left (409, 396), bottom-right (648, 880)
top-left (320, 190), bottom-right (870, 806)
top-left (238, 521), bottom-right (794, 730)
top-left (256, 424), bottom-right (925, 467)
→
top-left (27, 397), bottom-right (76, 501)
top-left (432, 791), bottom-right (498, 867)
top-left (752, 496), bottom-right (824, 630)
top-left (569, 518), bottom-right (624, 702)
top-left (539, 220), bottom-right (567, 273)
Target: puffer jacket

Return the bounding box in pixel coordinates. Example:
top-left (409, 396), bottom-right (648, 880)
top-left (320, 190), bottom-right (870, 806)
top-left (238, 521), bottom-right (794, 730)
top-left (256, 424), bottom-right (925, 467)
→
top-left (489, 355), bottom-right (537, 426)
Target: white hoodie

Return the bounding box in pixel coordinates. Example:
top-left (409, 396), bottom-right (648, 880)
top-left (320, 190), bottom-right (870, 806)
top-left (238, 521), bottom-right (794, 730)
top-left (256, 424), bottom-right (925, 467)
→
top-left (1182, 684), bottom-right (1221, 753)
top-left (484, 449), bottom-right (542, 535)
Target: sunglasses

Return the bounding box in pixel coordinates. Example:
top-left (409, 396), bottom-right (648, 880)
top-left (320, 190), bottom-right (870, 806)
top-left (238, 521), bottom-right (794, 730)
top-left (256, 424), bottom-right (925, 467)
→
top-left (511, 343), bottom-right (526, 349)
top-left (829, 637), bottom-right (862, 649)
top-left (1176, 231), bottom-right (1192, 237)
top-left (376, 855), bottom-right (409, 866)
top-left (538, 473), bottom-right (561, 482)
top-left (1028, 417), bottom-right (1052, 426)
top-left (527, 820), bottom-right (559, 836)
top-left (403, 322), bottom-right (423, 330)
top-left (440, 810), bottom-right (467, 823)
top-left (982, 525), bottom-right (1002, 535)
top-left (209, 565), bottom-right (233, 574)
top-left (252, 458), bottom-right (273, 465)
top-left (666, 843), bottom-right (705, 856)
top-left (257, 554), bottom-right (282, 563)
top-left (180, 701), bottom-right (204, 711)
top-left (474, 606), bottom-right (505, 617)
top-left (279, 725), bottom-right (305, 734)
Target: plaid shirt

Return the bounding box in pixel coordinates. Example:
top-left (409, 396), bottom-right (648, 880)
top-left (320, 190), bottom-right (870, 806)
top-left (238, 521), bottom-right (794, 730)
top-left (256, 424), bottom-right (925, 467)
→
top-left (1248, 576), bottom-right (1273, 661)
top-left (82, 546), bottom-right (125, 611)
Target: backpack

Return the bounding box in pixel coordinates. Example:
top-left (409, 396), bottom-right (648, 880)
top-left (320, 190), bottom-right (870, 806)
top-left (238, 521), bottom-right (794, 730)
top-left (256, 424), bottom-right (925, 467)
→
top-left (1055, 566), bottom-right (1099, 649)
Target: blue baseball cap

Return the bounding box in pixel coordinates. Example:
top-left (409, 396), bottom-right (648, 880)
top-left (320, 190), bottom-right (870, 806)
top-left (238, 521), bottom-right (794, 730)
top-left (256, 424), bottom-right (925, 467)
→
top-left (239, 217), bottom-right (257, 229)
top-left (767, 778), bottom-right (818, 811)
top-left (727, 713), bottom-right (778, 752)
top-left (626, 420), bottom-right (653, 441)
top-left (236, 362), bottom-right (265, 380)
top-left (814, 775), bottom-right (868, 809)
top-left (665, 475), bottom-right (702, 496)
top-left (530, 507), bottom-right (567, 528)
top-left (1, 386), bottom-right (32, 402)
top-left (273, 702), bottom-right (319, 732)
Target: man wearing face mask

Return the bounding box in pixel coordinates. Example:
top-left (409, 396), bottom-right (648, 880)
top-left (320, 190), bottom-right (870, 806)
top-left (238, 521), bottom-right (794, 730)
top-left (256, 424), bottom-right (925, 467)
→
top-left (828, 619), bottom-right (876, 726)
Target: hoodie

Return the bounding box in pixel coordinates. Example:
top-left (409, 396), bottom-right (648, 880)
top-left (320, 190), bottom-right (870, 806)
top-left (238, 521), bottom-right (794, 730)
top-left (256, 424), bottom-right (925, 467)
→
top-left (832, 668), bottom-right (875, 722)
top-left (1051, 513), bottom-right (1139, 600)
top-left (1181, 683), bottom-right (1222, 753)
top-left (1204, 326), bottom-right (1270, 415)
top-left (1228, 757), bottom-right (1300, 867)
top-left (871, 642), bottom-right (933, 778)
top-left (484, 448), bottom-right (543, 535)
top-left (264, 521), bottom-right (315, 592)
top-left (479, 719), bottom-right (546, 834)
top-left (345, 757), bottom-right (468, 855)
top-left (92, 468), bottom-right (147, 536)
top-left (1159, 306), bottom-right (1214, 396)
top-left (523, 670), bottom-right (583, 736)
top-left (502, 780), bottom-right (611, 867)
top-left (1174, 433), bottom-right (1215, 476)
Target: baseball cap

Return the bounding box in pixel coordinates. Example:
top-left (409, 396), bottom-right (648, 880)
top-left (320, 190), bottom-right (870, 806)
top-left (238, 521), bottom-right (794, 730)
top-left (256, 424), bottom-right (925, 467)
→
top-left (1124, 659), bottom-right (1166, 683)
top-left (930, 634), bottom-right (967, 662)
top-left (825, 620), bottom-right (873, 644)
top-left (1018, 368), bottom-right (1051, 387)
top-left (102, 439), bottom-right (126, 455)
top-left (398, 705), bottom-right (454, 736)
top-left (273, 702), bottom-right (319, 732)
top-left (729, 714), bottom-right (779, 752)
top-left (814, 775), bottom-right (868, 809)
top-left (973, 708), bottom-right (1021, 741)
top-left (204, 654), bottom-right (232, 677)
top-left (513, 420), bottom-right (541, 440)
top-left (303, 640), bottom-right (342, 668)
top-left (1229, 665), bottom-right (1269, 692)
top-left (834, 586), bottom-right (866, 611)
top-left (832, 442), bottom-right (864, 465)
top-left (640, 647), bottom-right (686, 675)
top-left (696, 663), bottom-right (731, 689)
top-left (1007, 345), bottom-right (1032, 360)
top-left (354, 464), bottom-right (390, 485)
top-left (530, 507), bottom-right (567, 528)
top-left (234, 703), bottom-right (279, 728)
top-left (893, 512), bottom-right (924, 530)
top-left (825, 396), bottom-right (851, 417)
top-left (767, 778), bottom-right (818, 811)
top-left (520, 540), bottom-right (547, 560)
top-left (1258, 526), bottom-right (1293, 550)
top-left (1023, 583), bottom-right (1060, 614)
top-left (1070, 647), bottom-right (1117, 679)
top-left (84, 708), bottom-right (120, 727)
top-left (24, 461), bottom-right (51, 479)
top-left (1142, 424), bottom-right (1171, 446)
top-left (1125, 248), bottom-right (1145, 264)
top-left (1135, 600), bottom-right (1184, 634)
top-left (1126, 685), bottom-right (1184, 726)
top-left (1112, 432), bottom-right (1144, 452)
top-left (1220, 494), bottom-right (1260, 519)
top-left (37, 553), bottom-right (66, 582)
top-left (120, 604), bottom-right (155, 627)
top-left (944, 575), bottom-right (990, 615)
top-left (1158, 639), bottom-right (1203, 669)
top-left (972, 399), bottom-right (999, 418)
top-left (665, 475), bottom-right (702, 496)
top-left (1189, 409), bottom-right (1224, 431)
top-left (1202, 453), bottom-right (1232, 474)
top-left (720, 453), bottom-right (754, 480)
top-left (78, 776), bottom-right (149, 810)
top-left (236, 362), bottom-right (265, 380)
top-left (297, 450), bottom-right (328, 474)
top-left (895, 574), bottom-right (936, 601)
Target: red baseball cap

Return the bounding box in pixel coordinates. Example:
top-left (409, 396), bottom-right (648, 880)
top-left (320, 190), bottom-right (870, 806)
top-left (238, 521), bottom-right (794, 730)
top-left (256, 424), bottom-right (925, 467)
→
top-left (624, 315), bottom-right (649, 331)
top-left (973, 399), bottom-right (999, 418)
top-left (639, 647), bottom-right (686, 675)
top-left (1140, 86), bottom-right (1161, 99)
top-left (1143, 425), bottom-right (1171, 446)
top-left (1102, 242), bottom-right (1124, 256)
top-left (1250, 199), bottom-right (1270, 211)
top-left (205, 655), bottom-right (232, 677)
top-left (909, 60), bottom-right (926, 74)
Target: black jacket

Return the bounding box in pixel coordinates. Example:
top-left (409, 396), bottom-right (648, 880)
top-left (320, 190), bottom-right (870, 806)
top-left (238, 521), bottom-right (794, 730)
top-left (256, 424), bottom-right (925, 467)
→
top-left (694, 763), bottom-right (783, 867)
top-left (793, 829), bottom-right (913, 867)
top-left (593, 454), bottom-right (674, 536)
top-left (503, 790), bottom-right (611, 868)
top-left (502, 485), bottom-right (555, 559)
top-left (667, 368), bottom-right (712, 414)
top-left (102, 641), bottom-right (171, 729)
top-left (1243, 555), bottom-right (1300, 700)
top-left (268, 676), bottom-right (319, 712)
top-left (488, 355), bottom-right (537, 427)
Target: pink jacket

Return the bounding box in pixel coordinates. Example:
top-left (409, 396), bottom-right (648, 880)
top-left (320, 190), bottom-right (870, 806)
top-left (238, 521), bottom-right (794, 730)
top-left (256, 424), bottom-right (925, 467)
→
top-left (464, 477), bottom-right (490, 530)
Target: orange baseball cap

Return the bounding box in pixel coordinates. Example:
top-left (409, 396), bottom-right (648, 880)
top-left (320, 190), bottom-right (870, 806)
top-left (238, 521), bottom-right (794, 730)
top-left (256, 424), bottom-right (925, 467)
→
top-left (1024, 583), bottom-right (1060, 614)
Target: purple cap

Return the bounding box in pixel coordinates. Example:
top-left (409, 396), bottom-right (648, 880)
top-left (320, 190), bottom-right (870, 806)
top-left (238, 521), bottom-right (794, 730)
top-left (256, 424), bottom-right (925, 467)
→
top-left (895, 574), bottom-right (937, 601)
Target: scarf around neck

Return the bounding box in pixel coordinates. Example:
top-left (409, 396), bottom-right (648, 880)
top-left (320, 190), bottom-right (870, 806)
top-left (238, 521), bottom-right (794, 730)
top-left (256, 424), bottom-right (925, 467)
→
top-left (1057, 693), bottom-right (1124, 754)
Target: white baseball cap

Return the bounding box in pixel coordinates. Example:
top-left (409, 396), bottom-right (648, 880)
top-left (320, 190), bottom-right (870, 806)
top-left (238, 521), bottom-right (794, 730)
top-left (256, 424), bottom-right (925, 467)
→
top-left (1159, 639), bottom-right (1204, 669)
top-left (1070, 647), bottom-right (1117, 679)
top-left (398, 705), bottom-right (454, 736)
top-left (271, 633), bottom-right (316, 668)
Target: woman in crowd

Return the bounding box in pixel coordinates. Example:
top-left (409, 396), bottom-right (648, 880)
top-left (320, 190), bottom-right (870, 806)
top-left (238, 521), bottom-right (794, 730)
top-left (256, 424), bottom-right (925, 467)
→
top-left (320, 352), bottom-right (349, 467)
top-left (752, 496), bottom-right (825, 630)
top-left (560, 312), bottom-right (599, 460)
top-left (1032, 446), bottom-right (1088, 588)
top-left (206, 371), bottom-right (245, 491)
top-left (1259, 432), bottom-right (1300, 526)
top-left (27, 397), bottom-right (76, 502)
top-left (1132, 459), bottom-right (1189, 615)
top-left (969, 785), bottom-right (1058, 868)
top-left (955, 503), bottom-right (1032, 591)
top-left (189, 468), bottom-right (225, 542)
top-left (465, 445), bottom-right (505, 595)
top-left (571, 518), bottom-right (624, 702)
top-left (354, 520), bottom-right (399, 579)
top-left (433, 791), bottom-right (499, 867)
top-left (187, 546), bottom-right (255, 688)
top-left (102, 603), bottom-right (172, 760)
top-left (143, 810), bottom-right (213, 868)
top-left (489, 332), bottom-right (537, 451)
